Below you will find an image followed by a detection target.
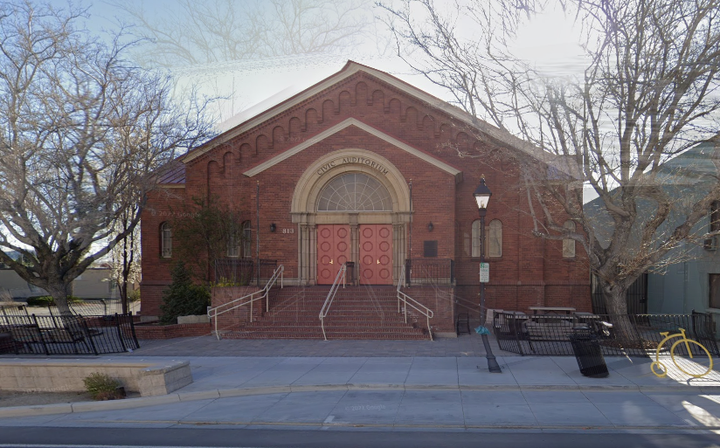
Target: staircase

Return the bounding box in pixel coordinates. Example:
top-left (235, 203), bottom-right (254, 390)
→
top-left (221, 286), bottom-right (429, 340)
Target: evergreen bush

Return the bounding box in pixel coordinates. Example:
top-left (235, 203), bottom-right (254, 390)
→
top-left (159, 262), bottom-right (210, 325)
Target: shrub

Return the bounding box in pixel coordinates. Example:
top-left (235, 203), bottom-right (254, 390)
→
top-left (128, 289), bottom-right (141, 303)
top-left (26, 295), bottom-right (83, 307)
top-left (83, 372), bottom-right (125, 400)
top-left (159, 262), bottom-right (210, 325)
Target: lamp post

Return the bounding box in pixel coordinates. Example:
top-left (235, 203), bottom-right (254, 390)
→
top-left (474, 177), bottom-right (502, 373)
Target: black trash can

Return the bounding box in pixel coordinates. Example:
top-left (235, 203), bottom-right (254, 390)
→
top-left (569, 333), bottom-right (609, 378)
top-left (345, 262), bottom-right (356, 286)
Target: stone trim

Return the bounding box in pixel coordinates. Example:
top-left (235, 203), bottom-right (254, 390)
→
top-left (243, 118), bottom-right (462, 179)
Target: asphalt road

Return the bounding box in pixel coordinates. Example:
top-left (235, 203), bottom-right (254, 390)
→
top-left (0, 427), bottom-right (719, 448)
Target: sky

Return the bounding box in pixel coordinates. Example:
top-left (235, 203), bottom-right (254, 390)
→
top-left (78, 0), bottom-right (595, 204)
top-left (76, 0), bottom-right (586, 127)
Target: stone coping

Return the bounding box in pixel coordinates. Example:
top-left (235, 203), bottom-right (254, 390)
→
top-left (0, 301), bottom-right (26, 307)
top-left (0, 359), bottom-right (192, 397)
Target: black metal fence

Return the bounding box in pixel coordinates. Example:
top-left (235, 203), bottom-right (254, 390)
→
top-left (1, 300), bottom-right (119, 317)
top-left (0, 313), bottom-right (139, 356)
top-left (493, 311), bottom-right (720, 357)
top-left (215, 258), bottom-right (254, 285)
top-left (214, 258), bottom-right (278, 286)
top-left (405, 258), bottom-right (454, 285)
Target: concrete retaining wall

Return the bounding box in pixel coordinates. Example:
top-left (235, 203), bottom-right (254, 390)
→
top-left (0, 359), bottom-right (192, 396)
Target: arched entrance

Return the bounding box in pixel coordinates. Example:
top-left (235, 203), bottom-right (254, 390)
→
top-left (291, 149), bottom-right (411, 285)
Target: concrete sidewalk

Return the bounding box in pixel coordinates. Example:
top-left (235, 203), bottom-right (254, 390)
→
top-left (1, 334), bottom-right (719, 432)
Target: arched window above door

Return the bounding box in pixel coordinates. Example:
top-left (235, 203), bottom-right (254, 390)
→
top-left (317, 172), bottom-right (392, 212)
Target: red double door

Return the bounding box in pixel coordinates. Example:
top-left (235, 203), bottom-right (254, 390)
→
top-left (317, 224), bottom-right (392, 285)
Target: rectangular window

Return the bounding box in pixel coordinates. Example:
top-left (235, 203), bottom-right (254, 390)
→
top-left (423, 240), bottom-right (438, 257)
top-left (227, 234), bottom-right (240, 258)
top-left (562, 220), bottom-right (576, 258)
top-left (711, 201), bottom-right (720, 232)
top-left (471, 221), bottom-right (482, 257)
top-left (710, 274), bottom-right (720, 309)
top-left (161, 224), bottom-right (172, 258)
top-left (242, 223), bottom-right (252, 258)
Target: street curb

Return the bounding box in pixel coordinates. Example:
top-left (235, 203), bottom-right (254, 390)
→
top-left (2, 381), bottom-right (720, 418)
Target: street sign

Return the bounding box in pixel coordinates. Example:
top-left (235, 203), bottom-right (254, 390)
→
top-left (479, 262), bottom-right (489, 283)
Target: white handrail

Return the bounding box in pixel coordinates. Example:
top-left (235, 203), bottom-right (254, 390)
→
top-left (397, 263), bottom-right (434, 341)
top-left (319, 263), bottom-right (346, 341)
top-left (208, 264), bottom-right (284, 339)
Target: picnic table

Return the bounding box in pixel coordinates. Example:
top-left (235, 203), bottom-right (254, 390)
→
top-left (528, 306), bottom-right (576, 315)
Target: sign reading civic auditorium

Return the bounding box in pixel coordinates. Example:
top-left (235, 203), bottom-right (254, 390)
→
top-left (316, 156), bottom-right (389, 177)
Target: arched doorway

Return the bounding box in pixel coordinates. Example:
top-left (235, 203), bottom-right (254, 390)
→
top-left (291, 149), bottom-right (411, 285)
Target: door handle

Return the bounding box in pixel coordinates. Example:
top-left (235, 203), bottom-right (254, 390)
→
top-left (377, 259), bottom-right (380, 265)
top-left (329, 259), bottom-right (333, 265)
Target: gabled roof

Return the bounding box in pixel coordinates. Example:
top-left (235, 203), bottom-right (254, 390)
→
top-left (656, 140), bottom-right (720, 184)
top-left (182, 60), bottom-right (554, 167)
top-left (156, 161), bottom-right (186, 186)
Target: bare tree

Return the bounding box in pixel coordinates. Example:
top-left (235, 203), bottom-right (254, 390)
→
top-left (170, 195), bottom-right (247, 285)
top-left (110, 0), bottom-right (376, 68)
top-left (379, 0), bottom-right (720, 324)
top-left (0, 1), bottom-right (215, 315)
top-left (109, 207), bottom-right (141, 315)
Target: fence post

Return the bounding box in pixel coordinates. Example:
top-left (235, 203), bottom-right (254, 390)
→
top-left (32, 314), bottom-right (50, 356)
top-left (128, 312), bottom-right (140, 349)
top-left (115, 313), bottom-right (127, 352)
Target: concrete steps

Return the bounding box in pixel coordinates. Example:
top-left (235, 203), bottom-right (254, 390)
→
top-left (221, 286), bottom-right (429, 340)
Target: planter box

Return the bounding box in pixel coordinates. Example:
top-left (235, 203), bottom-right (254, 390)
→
top-left (177, 314), bottom-right (210, 324)
top-left (0, 359), bottom-right (192, 396)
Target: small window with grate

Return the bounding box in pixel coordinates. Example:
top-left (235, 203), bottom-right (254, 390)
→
top-left (424, 240), bottom-right (438, 257)
top-left (710, 274), bottom-right (720, 309)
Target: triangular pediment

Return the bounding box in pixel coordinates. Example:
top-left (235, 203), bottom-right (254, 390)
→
top-left (242, 118), bottom-right (461, 180)
top-left (182, 61), bottom-right (555, 169)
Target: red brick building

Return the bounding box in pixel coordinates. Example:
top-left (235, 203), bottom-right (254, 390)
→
top-left (140, 61), bottom-right (590, 338)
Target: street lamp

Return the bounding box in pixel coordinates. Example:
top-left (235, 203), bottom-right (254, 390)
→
top-left (474, 176), bottom-right (502, 373)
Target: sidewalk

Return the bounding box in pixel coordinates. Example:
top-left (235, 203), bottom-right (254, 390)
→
top-left (1, 334), bottom-right (719, 432)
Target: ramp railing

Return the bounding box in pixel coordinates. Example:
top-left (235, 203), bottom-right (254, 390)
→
top-left (397, 263), bottom-right (434, 340)
top-left (207, 265), bottom-right (284, 339)
top-left (319, 263), bottom-right (347, 341)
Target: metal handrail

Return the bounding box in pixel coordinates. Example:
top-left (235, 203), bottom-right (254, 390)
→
top-left (397, 263), bottom-right (434, 341)
top-left (319, 263), bottom-right (347, 341)
top-left (208, 264), bottom-right (284, 339)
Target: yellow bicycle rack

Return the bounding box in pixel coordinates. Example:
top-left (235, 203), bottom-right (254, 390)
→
top-left (650, 328), bottom-right (713, 379)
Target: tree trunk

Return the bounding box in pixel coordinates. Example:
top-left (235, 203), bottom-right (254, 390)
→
top-left (601, 283), bottom-right (637, 345)
top-left (47, 283), bottom-right (73, 317)
top-left (119, 282), bottom-right (128, 315)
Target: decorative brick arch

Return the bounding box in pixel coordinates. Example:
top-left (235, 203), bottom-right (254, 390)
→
top-left (291, 149), bottom-right (411, 285)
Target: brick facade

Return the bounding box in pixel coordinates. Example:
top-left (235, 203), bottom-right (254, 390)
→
top-left (140, 61), bottom-right (590, 334)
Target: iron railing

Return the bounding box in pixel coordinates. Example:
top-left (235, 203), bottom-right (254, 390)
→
top-left (493, 311), bottom-right (719, 357)
top-left (397, 263), bottom-right (434, 340)
top-left (214, 258), bottom-right (278, 286)
top-left (0, 313), bottom-right (139, 356)
top-left (319, 263), bottom-right (346, 341)
top-left (215, 258), bottom-right (254, 286)
top-left (1, 300), bottom-right (138, 318)
top-left (404, 258), bottom-right (454, 286)
top-left (207, 264), bottom-right (284, 338)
